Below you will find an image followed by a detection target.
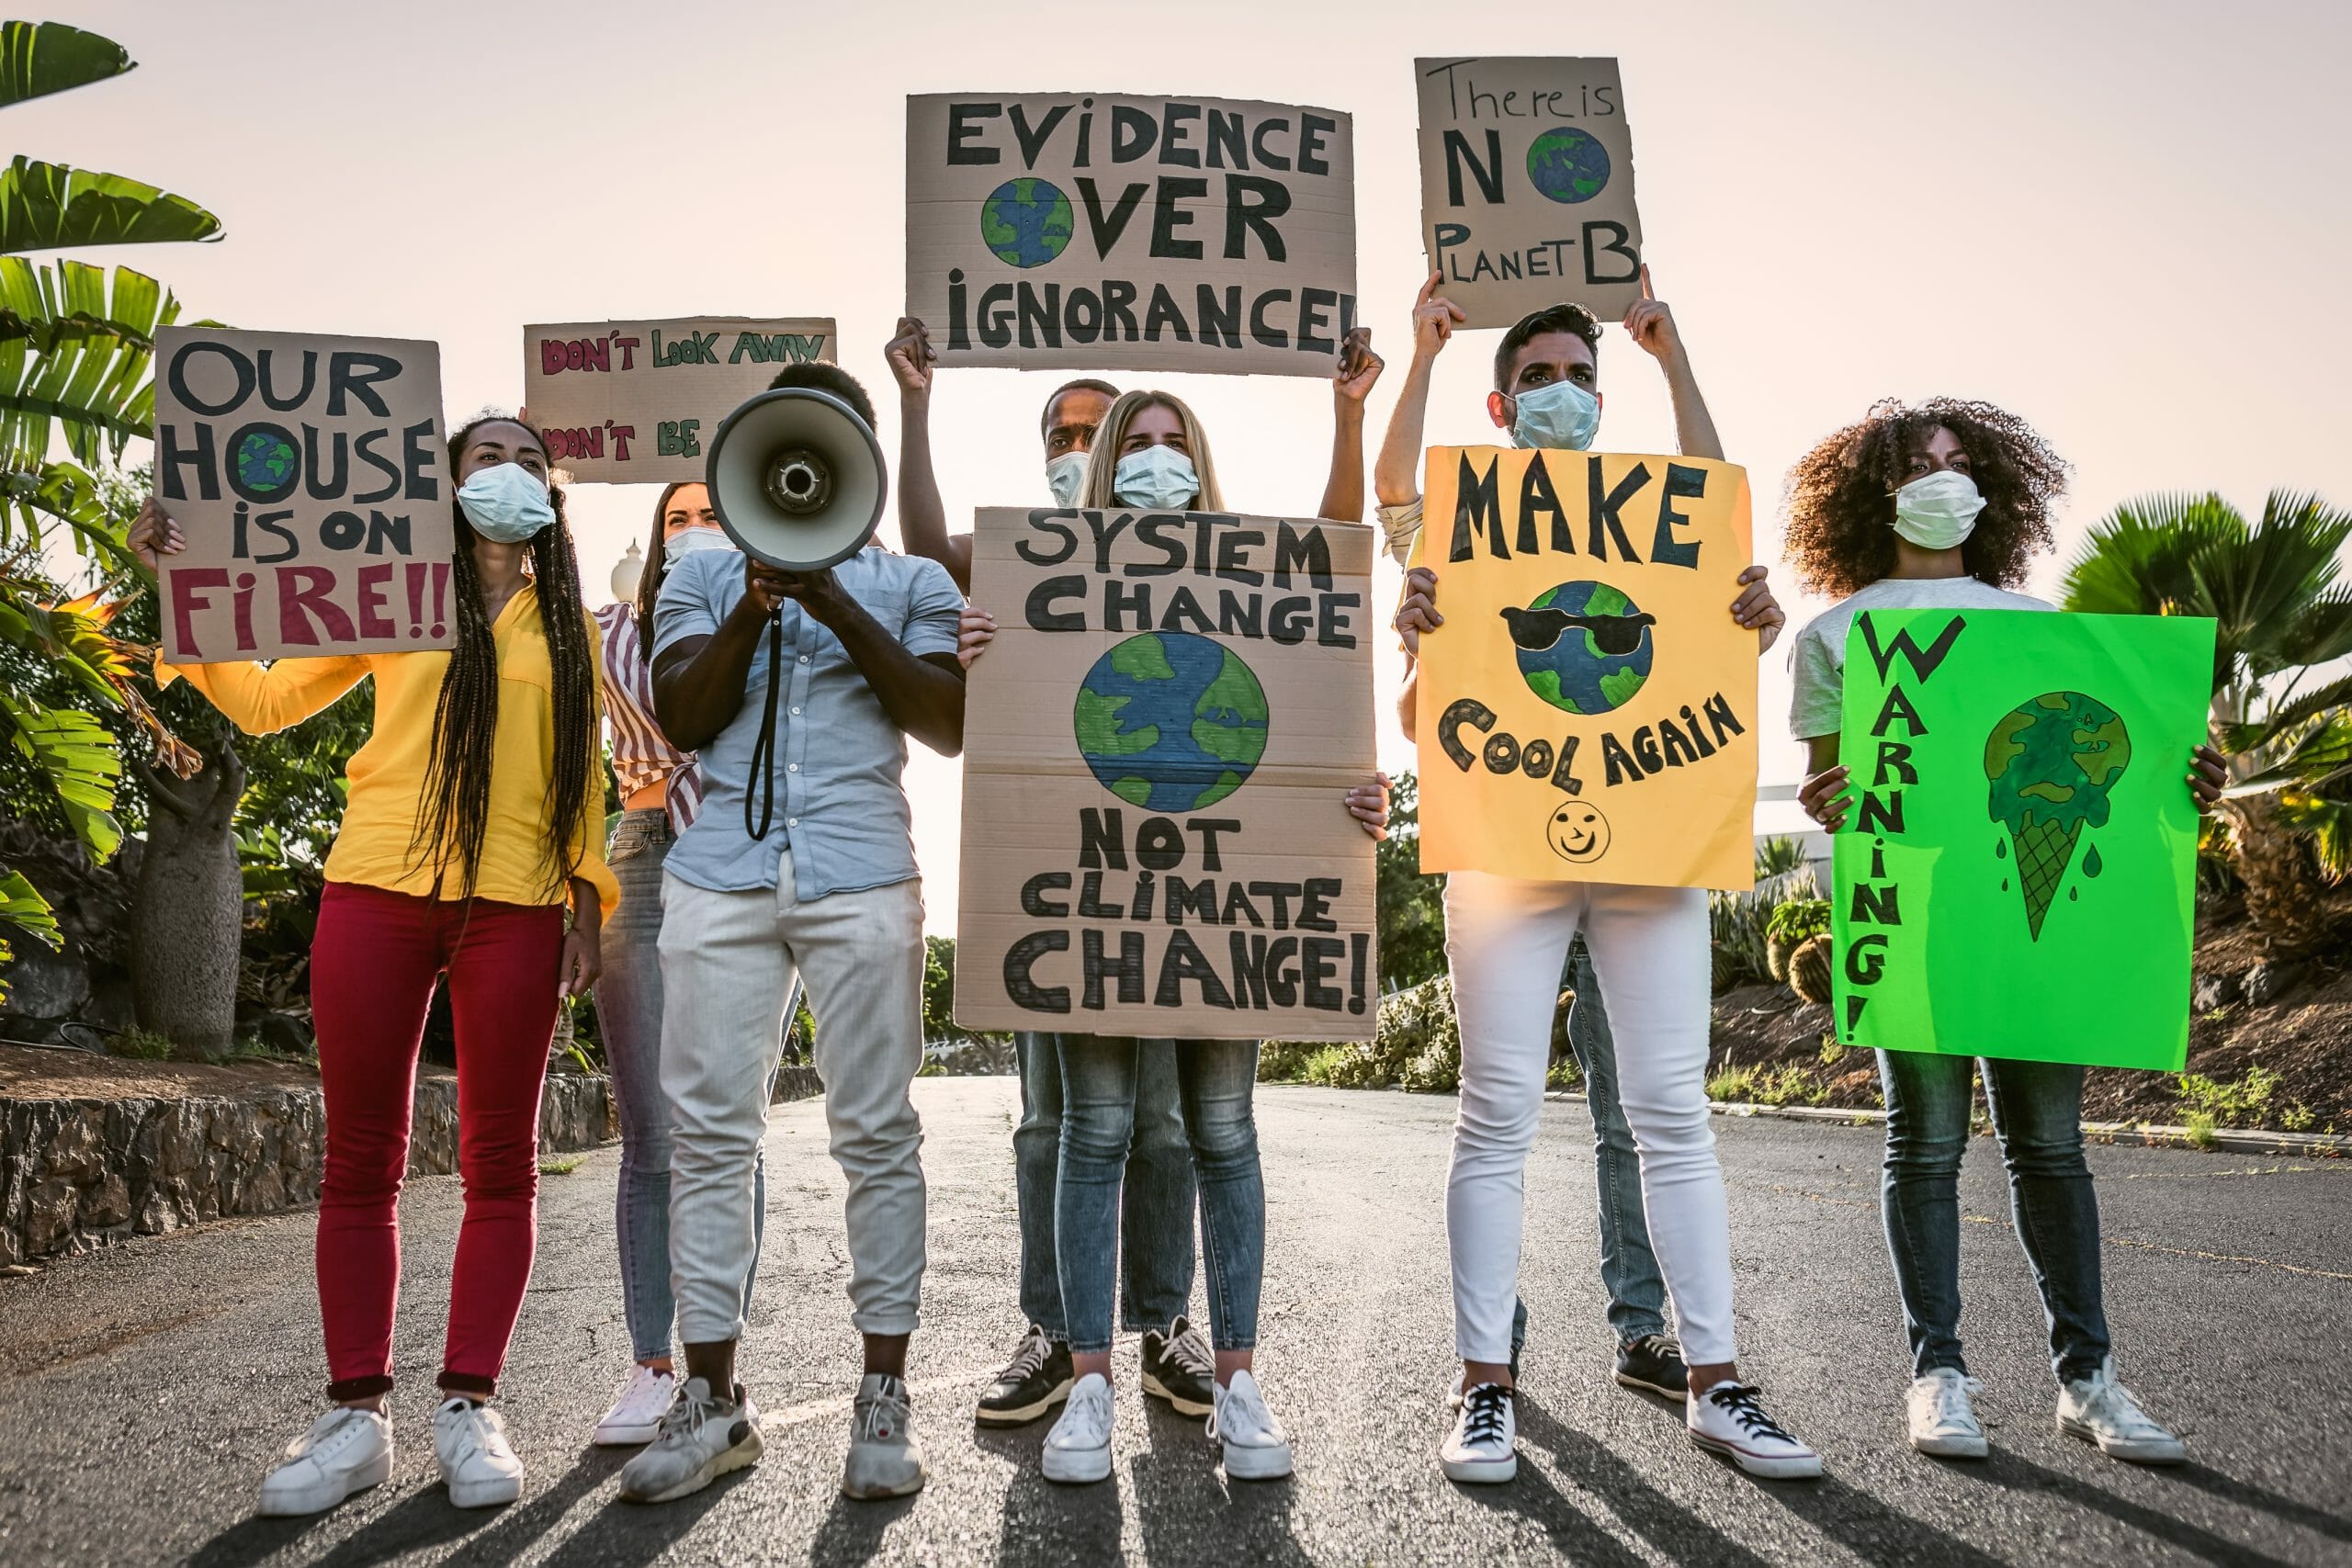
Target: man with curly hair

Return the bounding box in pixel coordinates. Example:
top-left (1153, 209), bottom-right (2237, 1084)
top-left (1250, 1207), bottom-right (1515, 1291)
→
top-left (1376, 269), bottom-right (1816, 1483)
top-left (1788, 400), bottom-right (2223, 1466)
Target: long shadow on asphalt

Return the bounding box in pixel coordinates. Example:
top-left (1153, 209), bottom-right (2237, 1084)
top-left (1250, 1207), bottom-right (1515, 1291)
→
top-left (1947, 1451), bottom-right (2305, 1568)
top-left (1748, 1472), bottom-right (2021, 1568)
top-left (1128, 1401), bottom-right (1310, 1564)
top-left (974, 1421), bottom-right (1125, 1567)
top-left (1513, 1397), bottom-right (1778, 1568)
top-left (2166, 1463), bottom-right (2352, 1548)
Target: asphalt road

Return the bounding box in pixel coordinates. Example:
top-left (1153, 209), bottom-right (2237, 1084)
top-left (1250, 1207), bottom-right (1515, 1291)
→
top-left (3, 1080), bottom-right (2347, 1567)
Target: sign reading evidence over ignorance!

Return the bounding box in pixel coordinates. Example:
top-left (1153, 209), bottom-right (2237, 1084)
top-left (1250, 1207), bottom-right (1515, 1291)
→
top-left (1832, 608), bottom-right (2214, 1071)
top-left (1412, 447), bottom-right (1757, 890)
top-left (522, 317), bottom-right (837, 484)
top-left (153, 326), bottom-right (450, 664)
top-left (956, 507), bottom-right (1378, 1039)
top-left (1415, 57), bottom-right (1645, 326)
top-left (907, 94), bottom-right (1356, 377)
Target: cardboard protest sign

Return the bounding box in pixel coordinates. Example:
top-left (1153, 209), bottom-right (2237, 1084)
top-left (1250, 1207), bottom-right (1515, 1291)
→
top-left (152, 327), bottom-right (449, 664)
top-left (1412, 447), bottom-right (1757, 889)
top-left (957, 507), bottom-right (1378, 1038)
top-left (521, 317), bottom-right (837, 483)
top-left (1414, 57), bottom-right (1644, 326)
top-left (1832, 609), bottom-right (2215, 1071)
top-left (907, 94), bottom-right (1356, 377)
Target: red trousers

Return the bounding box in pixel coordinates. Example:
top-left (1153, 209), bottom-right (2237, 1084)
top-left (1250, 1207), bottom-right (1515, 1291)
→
top-left (310, 882), bottom-right (562, 1399)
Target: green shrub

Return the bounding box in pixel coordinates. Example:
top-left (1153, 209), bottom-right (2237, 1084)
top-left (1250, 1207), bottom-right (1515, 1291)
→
top-left (1706, 1063), bottom-right (1829, 1108)
top-left (108, 1026), bottom-right (174, 1061)
top-left (2175, 1066), bottom-right (2281, 1127)
top-left (1256, 1039), bottom-right (1323, 1082)
top-left (1545, 1056), bottom-right (1583, 1091)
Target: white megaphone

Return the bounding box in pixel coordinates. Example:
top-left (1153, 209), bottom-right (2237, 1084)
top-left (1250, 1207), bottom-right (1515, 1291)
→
top-left (705, 389), bottom-right (888, 572)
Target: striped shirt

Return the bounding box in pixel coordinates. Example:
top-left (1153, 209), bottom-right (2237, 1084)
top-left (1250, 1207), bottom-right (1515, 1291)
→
top-left (594, 601), bottom-right (703, 830)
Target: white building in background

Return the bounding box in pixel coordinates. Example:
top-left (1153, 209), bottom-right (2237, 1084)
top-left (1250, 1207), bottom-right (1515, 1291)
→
top-left (1754, 782), bottom-right (1832, 878)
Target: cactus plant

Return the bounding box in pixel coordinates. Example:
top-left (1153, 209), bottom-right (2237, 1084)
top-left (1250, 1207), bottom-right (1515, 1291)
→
top-left (1788, 932), bottom-right (1834, 1006)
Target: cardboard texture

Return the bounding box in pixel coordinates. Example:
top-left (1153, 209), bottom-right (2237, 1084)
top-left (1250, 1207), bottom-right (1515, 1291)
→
top-left (1412, 447), bottom-right (1756, 889)
top-left (956, 506), bottom-right (1378, 1038)
top-left (907, 94), bottom-right (1356, 377)
top-left (1414, 57), bottom-right (1644, 326)
top-left (152, 327), bottom-right (450, 663)
top-left (1832, 608), bottom-right (2215, 1071)
top-left (522, 317), bottom-right (838, 484)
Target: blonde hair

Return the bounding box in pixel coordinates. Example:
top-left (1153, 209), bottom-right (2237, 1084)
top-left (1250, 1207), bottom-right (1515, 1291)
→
top-left (1076, 389), bottom-right (1227, 512)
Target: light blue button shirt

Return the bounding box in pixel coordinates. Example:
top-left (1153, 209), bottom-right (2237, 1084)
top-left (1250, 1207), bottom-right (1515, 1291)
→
top-left (651, 545), bottom-right (963, 901)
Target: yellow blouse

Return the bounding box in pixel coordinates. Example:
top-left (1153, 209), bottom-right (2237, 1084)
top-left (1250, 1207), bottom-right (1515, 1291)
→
top-left (160, 581), bottom-right (621, 915)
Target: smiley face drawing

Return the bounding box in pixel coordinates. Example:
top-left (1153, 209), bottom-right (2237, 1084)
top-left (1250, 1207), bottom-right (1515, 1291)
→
top-left (1545, 800), bottom-right (1611, 863)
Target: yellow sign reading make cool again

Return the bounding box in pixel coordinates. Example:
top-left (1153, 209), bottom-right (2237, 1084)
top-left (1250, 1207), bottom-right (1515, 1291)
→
top-left (1413, 447), bottom-right (1758, 890)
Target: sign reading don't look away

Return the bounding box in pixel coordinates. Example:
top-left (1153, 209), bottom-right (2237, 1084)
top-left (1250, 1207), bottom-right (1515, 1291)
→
top-left (907, 94), bottom-right (1356, 377)
top-left (153, 327), bottom-right (450, 663)
top-left (957, 507), bottom-right (1378, 1039)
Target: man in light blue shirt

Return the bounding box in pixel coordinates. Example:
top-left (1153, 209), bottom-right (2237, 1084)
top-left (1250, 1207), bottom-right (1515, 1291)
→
top-left (618, 359), bottom-right (965, 1507)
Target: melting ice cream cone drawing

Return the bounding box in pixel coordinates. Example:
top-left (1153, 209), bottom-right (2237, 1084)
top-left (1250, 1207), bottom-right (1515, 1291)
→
top-left (1983, 692), bottom-right (2132, 940)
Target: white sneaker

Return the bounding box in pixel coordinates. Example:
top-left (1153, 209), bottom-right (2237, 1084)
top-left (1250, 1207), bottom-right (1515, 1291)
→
top-left (2058, 1357), bottom-right (2186, 1465)
top-left (1439, 1382), bottom-right (1517, 1483)
top-left (594, 1365), bottom-right (677, 1447)
top-left (1209, 1370), bottom-right (1293, 1481)
top-left (1906, 1370), bottom-right (1988, 1458)
top-left (618, 1377), bottom-right (764, 1504)
top-left (1042, 1372), bottom-right (1114, 1484)
top-left (433, 1398), bottom-right (524, 1508)
top-left (1688, 1382), bottom-right (1824, 1479)
top-left (256, 1406), bottom-right (393, 1517)
top-left (842, 1372), bottom-right (928, 1499)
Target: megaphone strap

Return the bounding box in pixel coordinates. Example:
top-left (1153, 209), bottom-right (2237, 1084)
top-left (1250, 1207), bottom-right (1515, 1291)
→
top-left (745, 606), bottom-right (786, 841)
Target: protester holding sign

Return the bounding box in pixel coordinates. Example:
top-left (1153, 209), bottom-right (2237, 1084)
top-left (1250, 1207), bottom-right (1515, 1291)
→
top-left (1379, 273), bottom-right (1819, 1483)
top-left (1786, 399), bottom-right (2223, 1465)
top-left (956, 389), bottom-right (1391, 1487)
top-left (616, 355), bottom-right (965, 1507)
top-left (130, 414), bottom-right (616, 1518)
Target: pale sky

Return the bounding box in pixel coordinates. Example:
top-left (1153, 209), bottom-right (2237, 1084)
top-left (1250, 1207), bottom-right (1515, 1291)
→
top-left (44, 0), bottom-right (2352, 931)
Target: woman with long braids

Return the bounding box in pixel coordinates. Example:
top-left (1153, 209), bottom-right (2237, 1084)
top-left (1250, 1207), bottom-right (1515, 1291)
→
top-left (130, 412), bottom-right (618, 1518)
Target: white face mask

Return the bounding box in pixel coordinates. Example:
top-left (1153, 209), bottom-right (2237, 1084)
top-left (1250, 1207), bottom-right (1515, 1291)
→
top-left (1046, 450), bottom-right (1089, 508)
top-left (457, 461), bottom-right (555, 543)
top-left (1890, 469), bottom-right (1987, 549)
top-left (666, 525), bottom-right (734, 558)
top-left (1113, 446), bottom-right (1199, 511)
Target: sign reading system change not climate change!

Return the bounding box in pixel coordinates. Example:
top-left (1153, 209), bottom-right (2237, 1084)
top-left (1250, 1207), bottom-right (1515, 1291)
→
top-left (1414, 57), bottom-right (1645, 326)
top-left (907, 94), bottom-right (1357, 377)
top-left (153, 326), bottom-right (450, 664)
top-left (1412, 447), bottom-right (1757, 890)
top-left (956, 507), bottom-right (1378, 1038)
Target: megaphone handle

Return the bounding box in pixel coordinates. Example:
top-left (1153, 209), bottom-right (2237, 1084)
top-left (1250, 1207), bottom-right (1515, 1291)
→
top-left (744, 606), bottom-right (786, 841)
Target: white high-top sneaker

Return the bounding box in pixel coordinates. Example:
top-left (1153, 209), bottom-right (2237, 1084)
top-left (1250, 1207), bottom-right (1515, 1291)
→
top-left (1042, 1371), bottom-right (1114, 1483)
top-left (2058, 1358), bottom-right (2186, 1465)
top-left (1906, 1370), bottom-right (1988, 1458)
top-left (256, 1406), bottom-right (393, 1517)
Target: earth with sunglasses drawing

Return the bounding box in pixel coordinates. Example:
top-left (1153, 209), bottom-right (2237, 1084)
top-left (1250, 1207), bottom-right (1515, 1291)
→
top-left (1501, 579), bottom-right (1656, 715)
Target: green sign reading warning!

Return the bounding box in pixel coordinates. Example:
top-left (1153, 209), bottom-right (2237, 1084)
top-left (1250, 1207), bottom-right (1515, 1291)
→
top-left (1832, 608), bottom-right (2215, 1071)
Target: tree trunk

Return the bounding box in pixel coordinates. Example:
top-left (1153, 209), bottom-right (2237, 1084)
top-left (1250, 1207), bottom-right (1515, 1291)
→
top-left (2221, 788), bottom-right (2334, 957)
top-left (130, 744), bottom-right (245, 1060)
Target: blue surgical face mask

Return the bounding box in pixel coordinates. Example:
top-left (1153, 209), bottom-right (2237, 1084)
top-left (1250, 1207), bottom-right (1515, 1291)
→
top-left (1046, 450), bottom-right (1090, 508)
top-left (1890, 469), bottom-right (1986, 549)
top-left (457, 461), bottom-right (555, 543)
top-left (1507, 379), bottom-right (1601, 451)
top-left (1113, 445), bottom-right (1199, 511)
top-left (666, 525), bottom-right (735, 558)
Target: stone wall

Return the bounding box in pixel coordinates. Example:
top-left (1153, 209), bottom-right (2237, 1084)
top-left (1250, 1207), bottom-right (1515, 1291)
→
top-left (0, 1074), bottom-right (612, 1268)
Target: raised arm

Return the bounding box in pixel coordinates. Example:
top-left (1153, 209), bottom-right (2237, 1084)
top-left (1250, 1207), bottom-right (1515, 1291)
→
top-left (1622, 264), bottom-right (1722, 463)
top-left (887, 317), bottom-right (970, 592)
top-left (1374, 272), bottom-right (1466, 509)
top-left (1315, 327), bottom-right (1383, 523)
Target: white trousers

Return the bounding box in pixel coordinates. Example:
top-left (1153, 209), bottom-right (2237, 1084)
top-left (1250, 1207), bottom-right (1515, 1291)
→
top-left (659, 855), bottom-right (928, 1344)
top-left (1442, 871), bottom-right (1736, 1365)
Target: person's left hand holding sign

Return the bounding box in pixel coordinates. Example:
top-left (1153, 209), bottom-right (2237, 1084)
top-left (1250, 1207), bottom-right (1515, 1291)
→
top-left (129, 496), bottom-right (186, 572)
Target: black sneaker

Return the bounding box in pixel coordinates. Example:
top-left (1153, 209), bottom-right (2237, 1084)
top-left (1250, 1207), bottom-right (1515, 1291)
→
top-left (1139, 1316), bottom-right (1216, 1417)
top-left (975, 1324), bottom-right (1073, 1427)
top-left (1615, 1333), bottom-right (1688, 1400)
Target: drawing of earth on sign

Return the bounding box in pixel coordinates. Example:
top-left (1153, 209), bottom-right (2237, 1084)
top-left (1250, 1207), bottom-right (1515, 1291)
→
top-left (980, 177), bottom-right (1074, 268)
top-left (1984, 691), bottom-right (2131, 940)
top-left (1501, 581), bottom-right (1655, 715)
top-left (1074, 632), bottom-right (1269, 811)
top-left (1526, 126), bottom-right (1611, 203)
top-left (235, 428), bottom-right (300, 501)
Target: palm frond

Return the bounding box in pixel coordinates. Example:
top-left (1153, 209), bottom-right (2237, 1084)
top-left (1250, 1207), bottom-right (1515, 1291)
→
top-left (0, 155), bottom-right (221, 255)
top-left (0, 689), bottom-right (120, 855)
top-left (0, 257), bottom-right (177, 468)
top-left (0, 20), bottom-right (134, 110)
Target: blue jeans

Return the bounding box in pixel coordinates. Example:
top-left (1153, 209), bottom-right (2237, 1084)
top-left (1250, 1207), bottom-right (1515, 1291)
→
top-left (1546, 941), bottom-right (1670, 1349)
top-left (1879, 1050), bottom-right (2110, 1383)
top-left (597, 810), bottom-right (774, 1361)
top-left (1013, 1032), bottom-right (1195, 1338)
top-left (1057, 1038), bottom-right (1260, 1354)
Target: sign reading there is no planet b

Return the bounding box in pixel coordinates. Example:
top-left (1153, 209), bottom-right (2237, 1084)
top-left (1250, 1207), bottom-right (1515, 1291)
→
top-left (1415, 57), bottom-right (1645, 327)
top-left (153, 326), bottom-right (450, 664)
top-left (907, 93), bottom-right (1357, 377)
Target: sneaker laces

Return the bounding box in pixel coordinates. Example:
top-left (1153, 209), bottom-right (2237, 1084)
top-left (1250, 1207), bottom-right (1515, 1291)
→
top-left (654, 1383), bottom-right (720, 1445)
top-left (1458, 1383), bottom-right (1512, 1449)
top-left (1163, 1322), bottom-right (1216, 1382)
top-left (292, 1406), bottom-right (370, 1460)
top-left (1707, 1383), bottom-right (1797, 1445)
top-left (854, 1380), bottom-right (910, 1442)
top-left (996, 1327), bottom-right (1054, 1383)
top-left (2079, 1367), bottom-right (2167, 1438)
top-left (1628, 1333), bottom-right (1682, 1362)
top-left (1917, 1372), bottom-right (1983, 1427)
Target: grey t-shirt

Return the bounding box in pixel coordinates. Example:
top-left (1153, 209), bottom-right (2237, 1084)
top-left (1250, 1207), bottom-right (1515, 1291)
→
top-left (1787, 576), bottom-right (2052, 739)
